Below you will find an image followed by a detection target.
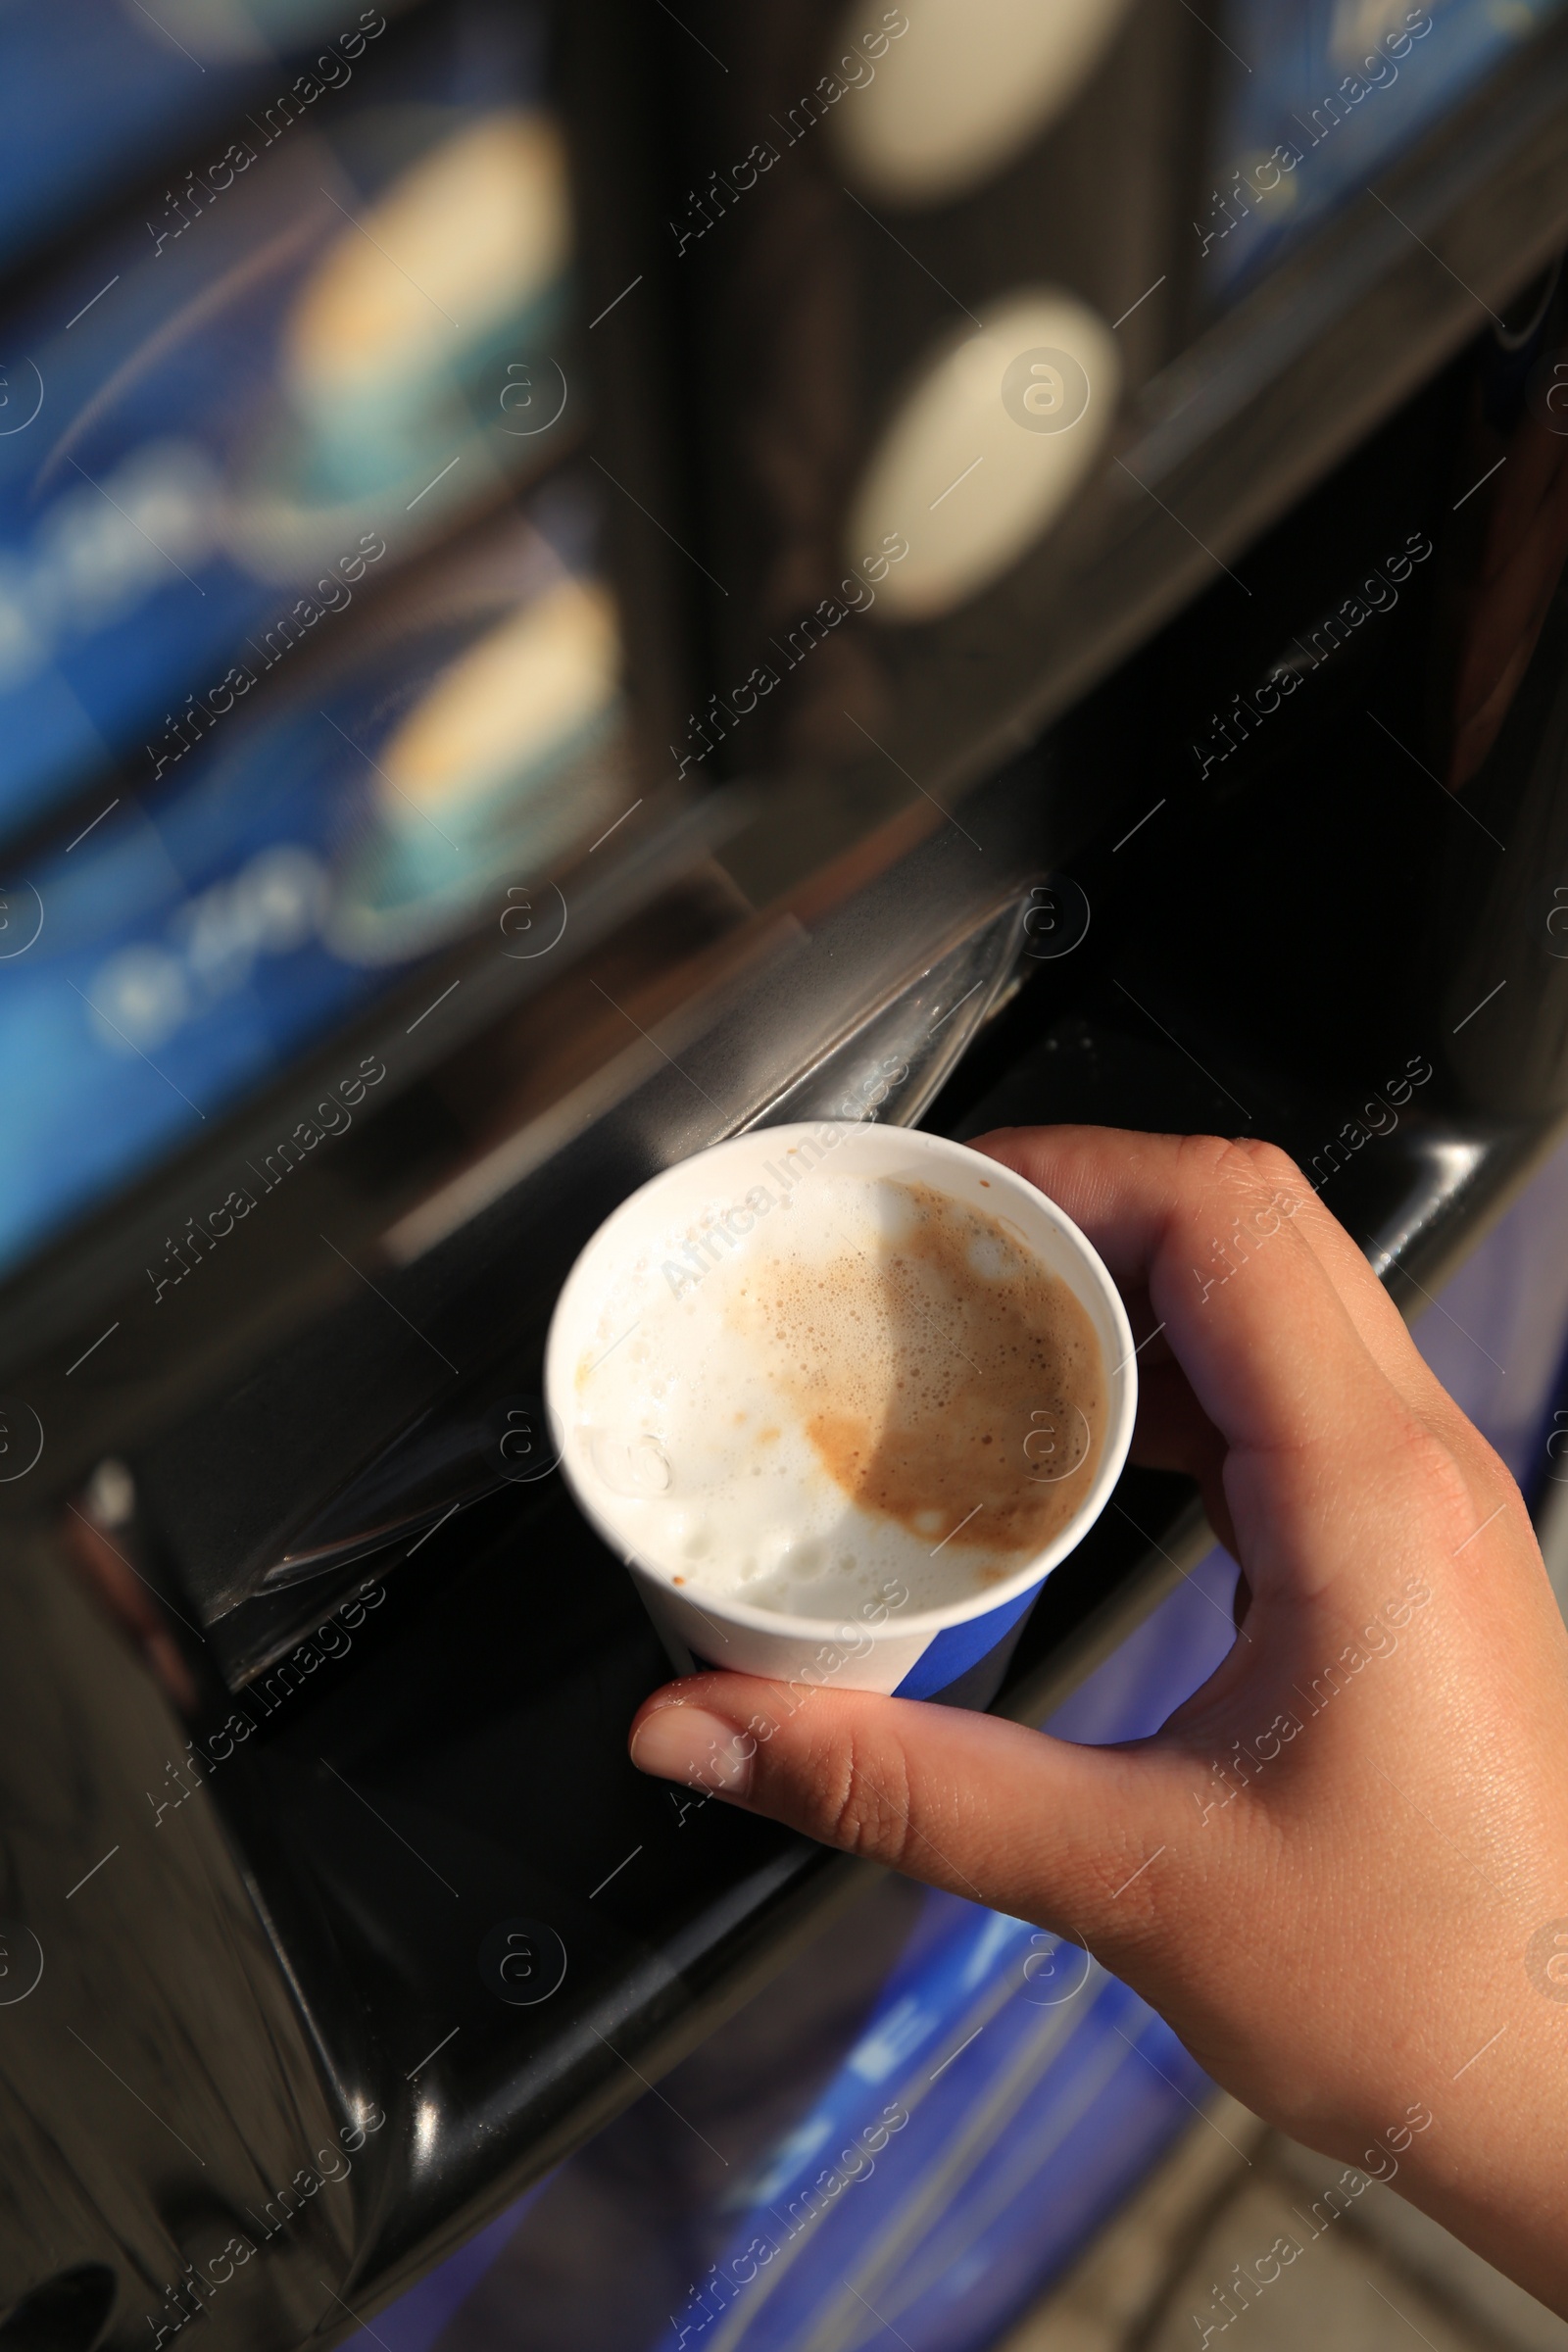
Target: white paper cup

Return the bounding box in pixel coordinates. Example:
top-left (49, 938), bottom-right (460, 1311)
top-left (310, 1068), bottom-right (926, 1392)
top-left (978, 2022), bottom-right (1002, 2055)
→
top-left (545, 1123), bottom-right (1137, 1706)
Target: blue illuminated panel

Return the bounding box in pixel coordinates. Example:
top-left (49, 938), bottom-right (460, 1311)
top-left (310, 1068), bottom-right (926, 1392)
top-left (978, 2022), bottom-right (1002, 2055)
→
top-left (0, 1), bottom-right (419, 270)
top-left (1202, 0), bottom-right (1568, 296)
top-left (0, 478), bottom-right (623, 1277)
top-left (0, 0), bottom-right (572, 848)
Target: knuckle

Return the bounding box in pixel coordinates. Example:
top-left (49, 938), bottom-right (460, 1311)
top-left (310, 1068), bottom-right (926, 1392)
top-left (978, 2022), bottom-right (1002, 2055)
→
top-left (1173, 1133), bottom-right (1308, 1241)
top-left (1394, 1413), bottom-right (1483, 1543)
top-left (1174, 1133), bottom-right (1239, 1187)
top-left (1212, 1134), bottom-right (1305, 1209)
top-left (1175, 1133), bottom-right (1287, 1208)
top-left (1237, 1138), bottom-right (1308, 1200)
top-left (815, 1728), bottom-right (913, 1866)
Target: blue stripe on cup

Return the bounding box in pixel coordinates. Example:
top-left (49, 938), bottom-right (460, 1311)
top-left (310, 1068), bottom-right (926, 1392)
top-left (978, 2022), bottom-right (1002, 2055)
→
top-left (893, 1581), bottom-right (1046, 1699)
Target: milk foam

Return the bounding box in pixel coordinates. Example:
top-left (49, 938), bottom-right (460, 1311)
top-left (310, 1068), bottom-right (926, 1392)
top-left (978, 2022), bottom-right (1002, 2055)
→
top-left (571, 1171), bottom-right (1106, 1621)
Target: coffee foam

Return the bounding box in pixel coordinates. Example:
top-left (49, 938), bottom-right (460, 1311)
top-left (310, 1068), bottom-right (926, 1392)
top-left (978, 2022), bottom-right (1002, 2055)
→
top-left (571, 1173), bottom-right (1106, 1620)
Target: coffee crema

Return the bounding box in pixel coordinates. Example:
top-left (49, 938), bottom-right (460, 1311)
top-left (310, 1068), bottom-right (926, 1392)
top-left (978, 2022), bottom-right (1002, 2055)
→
top-left (572, 1172), bottom-right (1107, 1618)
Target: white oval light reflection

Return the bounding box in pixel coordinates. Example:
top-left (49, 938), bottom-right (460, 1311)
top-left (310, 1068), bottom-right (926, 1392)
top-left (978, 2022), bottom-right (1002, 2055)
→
top-left (322, 573), bottom-right (622, 966)
top-left (379, 577), bottom-right (619, 837)
top-left (833, 0), bottom-right (1137, 207)
top-left (288, 111), bottom-right (570, 422)
top-left (847, 288), bottom-right (1118, 623)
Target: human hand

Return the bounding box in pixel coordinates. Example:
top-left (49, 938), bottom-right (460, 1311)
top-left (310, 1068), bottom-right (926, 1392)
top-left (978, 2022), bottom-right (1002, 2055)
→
top-left (628, 1128), bottom-right (1568, 2315)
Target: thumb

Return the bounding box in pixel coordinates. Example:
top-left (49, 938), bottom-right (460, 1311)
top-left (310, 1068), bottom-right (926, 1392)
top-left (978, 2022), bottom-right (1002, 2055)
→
top-left (628, 1671), bottom-right (1193, 1949)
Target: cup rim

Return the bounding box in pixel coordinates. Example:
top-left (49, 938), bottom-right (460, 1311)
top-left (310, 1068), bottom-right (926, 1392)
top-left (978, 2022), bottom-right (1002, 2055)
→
top-left (545, 1122), bottom-right (1139, 1641)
